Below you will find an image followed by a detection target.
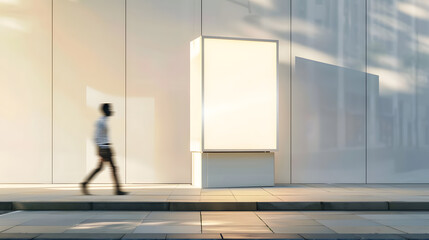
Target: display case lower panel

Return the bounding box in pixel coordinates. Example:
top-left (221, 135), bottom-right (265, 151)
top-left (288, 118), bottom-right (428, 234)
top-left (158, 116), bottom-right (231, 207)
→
top-left (193, 152), bottom-right (274, 188)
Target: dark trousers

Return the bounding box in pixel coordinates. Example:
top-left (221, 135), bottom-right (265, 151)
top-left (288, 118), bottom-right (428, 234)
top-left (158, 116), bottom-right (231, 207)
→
top-left (83, 147), bottom-right (121, 191)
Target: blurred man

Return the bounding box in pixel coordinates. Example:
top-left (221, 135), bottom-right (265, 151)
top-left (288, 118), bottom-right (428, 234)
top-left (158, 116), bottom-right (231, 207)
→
top-left (81, 103), bottom-right (128, 195)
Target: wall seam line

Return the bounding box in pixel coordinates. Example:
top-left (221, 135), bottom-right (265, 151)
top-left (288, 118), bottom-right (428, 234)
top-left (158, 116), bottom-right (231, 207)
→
top-left (51, 0), bottom-right (54, 184)
top-left (289, 0), bottom-right (293, 184)
top-left (365, 0), bottom-right (368, 184)
top-left (125, 0), bottom-right (127, 184)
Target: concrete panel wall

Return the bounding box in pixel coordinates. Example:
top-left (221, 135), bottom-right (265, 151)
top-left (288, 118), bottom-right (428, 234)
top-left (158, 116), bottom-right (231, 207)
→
top-left (366, 0), bottom-right (429, 183)
top-left (291, 0), bottom-right (366, 183)
top-left (0, 0), bottom-right (52, 183)
top-left (53, 0), bottom-right (125, 183)
top-left (126, 0), bottom-right (200, 183)
top-left (2, 0), bottom-right (429, 184)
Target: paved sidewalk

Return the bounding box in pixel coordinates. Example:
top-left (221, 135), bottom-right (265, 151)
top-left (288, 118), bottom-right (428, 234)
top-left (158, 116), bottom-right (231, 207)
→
top-left (1, 211), bottom-right (429, 238)
top-left (1, 183), bottom-right (429, 202)
top-left (1, 184), bottom-right (429, 211)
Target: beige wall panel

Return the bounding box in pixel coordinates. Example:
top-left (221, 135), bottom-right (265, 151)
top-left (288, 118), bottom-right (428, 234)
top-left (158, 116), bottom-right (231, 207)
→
top-left (0, 0), bottom-right (52, 183)
top-left (126, 0), bottom-right (200, 183)
top-left (53, 0), bottom-right (125, 183)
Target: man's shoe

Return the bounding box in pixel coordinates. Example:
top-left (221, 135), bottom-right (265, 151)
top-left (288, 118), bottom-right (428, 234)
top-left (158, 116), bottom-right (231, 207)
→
top-left (81, 182), bottom-right (90, 195)
top-left (115, 190), bottom-right (129, 195)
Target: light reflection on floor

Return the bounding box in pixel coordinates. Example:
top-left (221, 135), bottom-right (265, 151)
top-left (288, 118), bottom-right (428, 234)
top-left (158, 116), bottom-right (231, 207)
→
top-left (1, 211), bottom-right (429, 234)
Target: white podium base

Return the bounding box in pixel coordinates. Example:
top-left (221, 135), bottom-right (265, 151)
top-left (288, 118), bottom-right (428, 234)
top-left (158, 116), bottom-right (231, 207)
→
top-left (192, 152), bottom-right (274, 188)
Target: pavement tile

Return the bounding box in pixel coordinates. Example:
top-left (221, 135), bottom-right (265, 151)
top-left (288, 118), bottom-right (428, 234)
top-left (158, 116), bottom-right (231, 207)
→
top-left (300, 233), bottom-right (361, 240)
top-left (270, 226), bottom-right (335, 234)
top-left (392, 227), bottom-right (429, 234)
top-left (146, 212), bottom-right (200, 220)
top-left (257, 212), bottom-right (303, 215)
top-left (65, 227), bottom-right (136, 234)
top-left (202, 215), bottom-right (264, 226)
top-left (222, 233), bottom-right (302, 239)
top-left (317, 220), bottom-right (383, 227)
top-left (413, 215), bottom-right (429, 220)
top-left (257, 215), bottom-right (311, 220)
top-left (202, 220), bottom-right (265, 227)
top-left (201, 190), bottom-right (233, 196)
top-left (170, 191), bottom-right (201, 197)
top-left (122, 233), bottom-right (166, 239)
top-left (89, 213), bottom-right (149, 220)
top-left (0, 233), bottom-right (39, 240)
top-left (235, 197), bottom-right (282, 202)
top-left (305, 215), bottom-right (364, 220)
top-left (166, 233), bottom-right (221, 239)
top-left (0, 226), bottom-right (12, 233)
top-left (374, 220), bottom-right (429, 227)
top-left (301, 212), bottom-right (353, 216)
top-left (134, 225), bottom-right (201, 234)
top-left (202, 211), bottom-right (256, 215)
top-left (230, 189), bottom-right (270, 196)
top-left (263, 219), bottom-right (321, 227)
top-left (19, 218), bottom-right (84, 226)
top-left (67, 220), bottom-right (140, 234)
top-left (80, 219), bottom-right (142, 224)
top-left (199, 196), bottom-right (236, 201)
top-left (359, 215), bottom-right (428, 220)
top-left (140, 220), bottom-right (201, 226)
top-left (3, 226), bottom-right (69, 234)
top-left (0, 220), bottom-right (28, 226)
top-left (168, 196), bottom-right (201, 201)
top-left (35, 233), bottom-right (124, 239)
top-left (328, 226), bottom-right (404, 234)
top-left (169, 200), bottom-right (201, 203)
top-left (128, 190), bottom-right (173, 196)
top-left (202, 226), bottom-right (272, 234)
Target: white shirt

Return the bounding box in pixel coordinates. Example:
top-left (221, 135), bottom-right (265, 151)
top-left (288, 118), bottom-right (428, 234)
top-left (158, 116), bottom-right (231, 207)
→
top-left (94, 116), bottom-right (110, 148)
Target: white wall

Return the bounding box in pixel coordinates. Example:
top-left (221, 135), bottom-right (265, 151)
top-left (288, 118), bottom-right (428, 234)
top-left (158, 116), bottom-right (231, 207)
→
top-left (3, 0), bottom-right (429, 184)
top-left (126, 0), bottom-right (200, 183)
top-left (53, 0), bottom-right (125, 183)
top-left (291, 0), bottom-right (366, 183)
top-left (366, 0), bottom-right (429, 183)
top-left (0, 0), bottom-right (52, 183)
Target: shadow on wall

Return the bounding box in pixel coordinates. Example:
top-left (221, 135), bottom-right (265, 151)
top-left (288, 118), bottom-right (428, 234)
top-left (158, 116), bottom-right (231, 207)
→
top-left (260, 0), bottom-right (429, 182)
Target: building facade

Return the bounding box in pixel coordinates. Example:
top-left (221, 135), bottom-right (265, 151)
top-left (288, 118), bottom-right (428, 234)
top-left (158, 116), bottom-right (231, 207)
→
top-left (1, 0), bottom-right (429, 184)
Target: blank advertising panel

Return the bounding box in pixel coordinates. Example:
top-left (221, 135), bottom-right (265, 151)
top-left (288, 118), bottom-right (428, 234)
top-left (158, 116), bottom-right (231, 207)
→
top-left (203, 37), bottom-right (278, 151)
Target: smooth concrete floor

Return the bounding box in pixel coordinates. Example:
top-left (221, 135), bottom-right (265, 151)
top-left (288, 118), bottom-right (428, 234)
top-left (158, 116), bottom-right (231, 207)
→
top-left (1, 184), bottom-right (429, 202)
top-left (1, 211), bottom-right (429, 234)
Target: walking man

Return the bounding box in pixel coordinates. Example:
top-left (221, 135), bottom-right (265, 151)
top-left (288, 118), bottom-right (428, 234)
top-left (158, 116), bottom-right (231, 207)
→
top-left (81, 103), bottom-right (128, 195)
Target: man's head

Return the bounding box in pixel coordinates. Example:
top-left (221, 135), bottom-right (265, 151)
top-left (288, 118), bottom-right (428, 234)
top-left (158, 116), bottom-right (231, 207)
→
top-left (101, 103), bottom-right (113, 117)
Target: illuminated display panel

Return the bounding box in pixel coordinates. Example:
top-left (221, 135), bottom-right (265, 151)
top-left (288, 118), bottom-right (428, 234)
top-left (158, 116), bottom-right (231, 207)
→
top-left (191, 36), bottom-right (278, 152)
